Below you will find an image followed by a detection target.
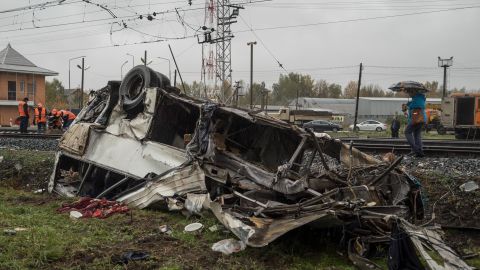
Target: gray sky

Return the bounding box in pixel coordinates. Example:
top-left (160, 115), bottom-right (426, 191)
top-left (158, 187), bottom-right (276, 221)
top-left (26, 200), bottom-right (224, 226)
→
top-left (1, 0), bottom-right (479, 92)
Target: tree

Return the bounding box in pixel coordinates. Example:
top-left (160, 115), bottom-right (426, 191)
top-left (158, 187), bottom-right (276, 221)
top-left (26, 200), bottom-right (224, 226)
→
top-left (45, 78), bottom-right (68, 109)
top-left (424, 81), bottom-right (440, 97)
top-left (314, 80), bottom-right (329, 98)
top-left (238, 82), bottom-right (266, 108)
top-left (343, 81), bottom-right (358, 98)
top-left (179, 81), bottom-right (207, 98)
top-left (313, 80), bottom-right (342, 98)
top-left (328, 83), bottom-right (342, 98)
top-left (271, 73), bottom-right (315, 105)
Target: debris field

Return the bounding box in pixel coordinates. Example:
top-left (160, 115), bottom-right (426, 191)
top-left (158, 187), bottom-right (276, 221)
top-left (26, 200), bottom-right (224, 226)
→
top-left (39, 66), bottom-right (478, 269)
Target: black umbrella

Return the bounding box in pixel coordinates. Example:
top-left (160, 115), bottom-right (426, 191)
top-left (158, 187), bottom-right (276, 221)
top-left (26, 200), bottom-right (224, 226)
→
top-left (388, 81), bottom-right (429, 93)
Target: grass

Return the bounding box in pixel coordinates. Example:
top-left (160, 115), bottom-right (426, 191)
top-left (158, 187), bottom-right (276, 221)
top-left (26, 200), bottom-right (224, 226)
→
top-left (0, 186), bottom-right (357, 269)
top-left (1, 149), bottom-right (478, 269)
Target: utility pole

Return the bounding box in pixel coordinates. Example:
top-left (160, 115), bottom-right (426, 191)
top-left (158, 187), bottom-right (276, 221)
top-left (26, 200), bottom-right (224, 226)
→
top-left (69, 56), bottom-right (85, 91)
top-left (80, 57), bottom-right (85, 109)
top-left (353, 62), bottom-right (363, 132)
top-left (438, 57), bottom-right (453, 99)
top-left (247, 41), bottom-right (256, 109)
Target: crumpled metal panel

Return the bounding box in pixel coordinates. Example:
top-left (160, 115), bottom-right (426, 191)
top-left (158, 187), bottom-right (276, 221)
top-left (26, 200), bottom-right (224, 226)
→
top-left (210, 200), bottom-right (333, 247)
top-left (400, 220), bottom-right (474, 270)
top-left (58, 122), bottom-right (94, 156)
top-left (83, 130), bottom-right (186, 178)
top-left (105, 88), bottom-right (158, 140)
top-left (118, 164), bottom-right (206, 209)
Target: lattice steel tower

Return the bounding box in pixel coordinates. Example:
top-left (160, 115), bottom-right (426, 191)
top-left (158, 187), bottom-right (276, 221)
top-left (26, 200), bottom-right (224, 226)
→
top-left (215, 1), bottom-right (242, 100)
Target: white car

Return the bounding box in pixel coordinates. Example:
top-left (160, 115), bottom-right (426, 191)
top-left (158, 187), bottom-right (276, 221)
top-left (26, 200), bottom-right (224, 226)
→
top-left (349, 120), bottom-right (387, 132)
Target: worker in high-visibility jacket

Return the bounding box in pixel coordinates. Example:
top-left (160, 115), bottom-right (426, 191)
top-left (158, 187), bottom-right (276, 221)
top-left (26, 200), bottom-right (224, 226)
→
top-left (58, 109), bottom-right (76, 130)
top-left (33, 103), bottom-right (47, 133)
top-left (49, 109), bottom-right (63, 130)
top-left (18, 97), bottom-right (29, 133)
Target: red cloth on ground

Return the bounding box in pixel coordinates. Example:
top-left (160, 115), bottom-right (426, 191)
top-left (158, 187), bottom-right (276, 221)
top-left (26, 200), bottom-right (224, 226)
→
top-left (57, 197), bottom-right (129, 219)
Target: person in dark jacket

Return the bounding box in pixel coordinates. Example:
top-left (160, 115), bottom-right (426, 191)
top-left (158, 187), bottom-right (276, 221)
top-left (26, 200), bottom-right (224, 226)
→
top-left (391, 116), bottom-right (401, 138)
top-left (18, 97), bottom-right (29, 133)
top-left (404, 92), bottom-right (426, 157)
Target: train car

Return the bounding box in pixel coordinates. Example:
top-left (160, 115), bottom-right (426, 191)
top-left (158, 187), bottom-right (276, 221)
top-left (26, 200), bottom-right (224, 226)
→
top-left (441, 93), bottom-right (480, 139)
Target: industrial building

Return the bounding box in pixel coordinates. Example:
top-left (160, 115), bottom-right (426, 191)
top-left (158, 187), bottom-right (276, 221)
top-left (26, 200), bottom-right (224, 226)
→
top-left (0, 44), bottom-right (58, 126)
top-left (289, 97), bottom-right (442, 124)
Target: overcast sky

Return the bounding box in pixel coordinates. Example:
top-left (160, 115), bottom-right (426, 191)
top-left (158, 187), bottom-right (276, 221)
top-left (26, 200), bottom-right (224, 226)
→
top-left (1, 0), bottom-right (479, 92)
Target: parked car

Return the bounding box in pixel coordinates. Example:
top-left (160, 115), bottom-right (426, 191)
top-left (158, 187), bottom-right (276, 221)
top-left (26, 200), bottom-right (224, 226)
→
top-left (349, 120), bottom-right (387, 132)
top-left (303, 120), bottom-right (342, 132)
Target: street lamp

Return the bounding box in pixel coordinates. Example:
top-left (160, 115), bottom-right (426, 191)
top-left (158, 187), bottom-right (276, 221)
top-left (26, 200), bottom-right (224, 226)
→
top-left (438, 56), bottom-right (453, 99)
top-left (69, 56), bottom-right (85, 90)
top-left (121, 60), bottom-right (129, 79)
top-left (126, 53), bottom-right (135, 68)
top-left (156, 57), bottom-right (171, 81)
top-left (76, 59), bottom-right (90, 109)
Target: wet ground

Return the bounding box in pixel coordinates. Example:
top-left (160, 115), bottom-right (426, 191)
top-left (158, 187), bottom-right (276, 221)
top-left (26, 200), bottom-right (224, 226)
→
top-left (0, 149), bottom-right (479, 269)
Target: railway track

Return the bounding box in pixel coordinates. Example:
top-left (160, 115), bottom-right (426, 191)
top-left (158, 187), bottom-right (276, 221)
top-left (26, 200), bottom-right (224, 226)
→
top-left (339, 138), bottom-right (480, 156)
top-left (0, 130), bottom-right (62, 139)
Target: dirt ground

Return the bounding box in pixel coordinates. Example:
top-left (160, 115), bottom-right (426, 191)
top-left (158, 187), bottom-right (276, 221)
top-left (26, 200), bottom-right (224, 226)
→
top-left (0, 148), bottom-right (479, 269)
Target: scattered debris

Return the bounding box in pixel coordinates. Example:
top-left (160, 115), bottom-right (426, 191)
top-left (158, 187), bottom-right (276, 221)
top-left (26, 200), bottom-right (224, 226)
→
top-left (48, 66), bottom-right (474, 268)
top-left (159, 224), bottom-right (172, 235)
top-left (57, 197), bottom-right (129, 219)
top-left (111, 251), bottom-right (150, 265)
top-left (3, 229), bottom-right (17, 235)
top-left (14, 163), bottom-right (22, 171)
top-left (208, 224), bottom-right (220, 232)
top-left (184, 193), bottom-right (208, 216)
top-left (33, 188), bottom-right (45, 194)
top-left (459, 181), bottom-right (479, 192)
top-left (212, 238), bottom-right (246, 255)
top-left (184, 222), bottom-right (203, 233)
top-left (69, 210), bottom-right (83, 219)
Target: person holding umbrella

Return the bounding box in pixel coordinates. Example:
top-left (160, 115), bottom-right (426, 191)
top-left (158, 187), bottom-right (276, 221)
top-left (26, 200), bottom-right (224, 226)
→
top-left (389, 81), bottom-right (427, 157)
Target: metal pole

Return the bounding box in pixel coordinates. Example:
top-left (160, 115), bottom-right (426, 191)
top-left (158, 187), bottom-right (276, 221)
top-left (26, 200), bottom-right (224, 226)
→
top-left (294, 88), bottom-right (298, 123)
top-left (168, 44), bottom-right (186, 94)
top-left (69, 55), bottom-right (85, 92)
top-left (174, 70), bottom-right (177, 87)
top-left (265, 91), bottom-right (268, 115)
top-left (144, 50), bottom-right (147, 66)
top-left (442, 65), bottom-right (447, 98)
top-left (247, 41), bottom-right (256, 109)
top-left (353, 62), bottom-right (363, 132)
top-left (80, 57), bottom-right (85, 109)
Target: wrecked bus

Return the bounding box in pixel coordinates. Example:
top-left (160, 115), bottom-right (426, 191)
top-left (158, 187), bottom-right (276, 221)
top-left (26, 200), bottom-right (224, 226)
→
top-left (49, 66), bottom-right (472, 269)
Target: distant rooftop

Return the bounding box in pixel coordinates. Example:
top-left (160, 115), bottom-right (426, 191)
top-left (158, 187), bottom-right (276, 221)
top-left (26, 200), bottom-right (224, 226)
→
top-left (0, 43), bottom-right (58, 76)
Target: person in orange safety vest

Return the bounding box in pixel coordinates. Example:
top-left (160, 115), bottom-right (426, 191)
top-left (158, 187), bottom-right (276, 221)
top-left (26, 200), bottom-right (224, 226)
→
top-left (48, 108), bottom-right (63, 130)
top-left (18, 97), bottom-right (29, 133)
top-left (33, 103), bottom-right (47, 133)
top-left (58, 109), bottom-right (76, 130)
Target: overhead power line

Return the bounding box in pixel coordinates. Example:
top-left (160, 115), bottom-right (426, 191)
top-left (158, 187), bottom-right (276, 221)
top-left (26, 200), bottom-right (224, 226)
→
top-left (235, 5), bottom-right (480, 33)
top-left (239, 15), bottom-right (287, 72)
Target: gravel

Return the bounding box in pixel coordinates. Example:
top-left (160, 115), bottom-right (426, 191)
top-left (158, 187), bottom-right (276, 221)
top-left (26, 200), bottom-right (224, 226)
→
top-left (401, 155), bottom-right (480, 178)
top-left (0, 137), bottom-right (59, 151)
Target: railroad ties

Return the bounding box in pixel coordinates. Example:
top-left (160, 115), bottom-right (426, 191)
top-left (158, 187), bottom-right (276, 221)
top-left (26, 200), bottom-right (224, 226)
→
top-left (0, 130), bottom-right (62, 139)
top-left (339, 138), bottom-right (480, 157)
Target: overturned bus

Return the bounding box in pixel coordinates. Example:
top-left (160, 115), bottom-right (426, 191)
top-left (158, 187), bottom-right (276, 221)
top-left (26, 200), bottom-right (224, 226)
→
top-left (49, 66), bottom-right (472, 269)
